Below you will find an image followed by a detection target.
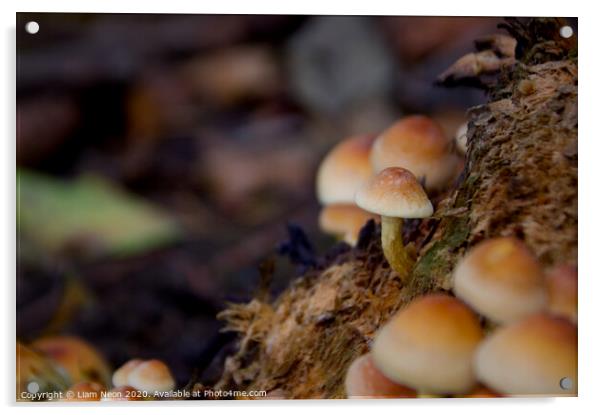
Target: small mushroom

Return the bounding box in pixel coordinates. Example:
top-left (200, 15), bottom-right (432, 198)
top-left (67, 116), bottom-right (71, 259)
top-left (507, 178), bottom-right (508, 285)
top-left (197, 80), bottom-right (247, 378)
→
top-left (123, 359), bottom-right (175, 394)
top-left (545, 264), bottom-right (577, 323)
top-left (112, 359), bottom-right (144, 388)
top-left (355, 167), bottom-right (432, 280)
top-left (369, 115), bottom-right (461, 192)
top-left (371, 294), bottom-right (483, 395)
top-left (474, 314), bottom-right (577, 396)
top-left (452, 237), bottom-right (547, 324)
top-left (318, 204), bottom-right (380, 245)
top-left (316, 134), bottom-right (376, 205)
top-left (344, 353), bottom-right (416, 399)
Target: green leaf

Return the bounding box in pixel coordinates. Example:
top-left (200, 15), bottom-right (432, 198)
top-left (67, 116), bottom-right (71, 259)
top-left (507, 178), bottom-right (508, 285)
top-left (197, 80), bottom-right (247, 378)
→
top-left (17, 169), bottom-right (181, 259)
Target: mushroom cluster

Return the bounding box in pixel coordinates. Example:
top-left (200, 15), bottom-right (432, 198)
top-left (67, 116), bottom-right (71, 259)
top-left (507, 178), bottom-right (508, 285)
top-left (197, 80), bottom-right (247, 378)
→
top-left (16, 335), bottom-right (177, 401)
top-left (344, 237), bottom-right (577, 398)
top-left (63, 357), bottom-right (177, 401)
top-left (316, 115), bottom-right (462, 278)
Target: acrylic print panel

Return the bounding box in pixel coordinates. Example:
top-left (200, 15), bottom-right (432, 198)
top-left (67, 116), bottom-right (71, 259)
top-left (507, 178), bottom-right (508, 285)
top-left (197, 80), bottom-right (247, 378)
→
top-left (16, 13), bottom-right (577, 401)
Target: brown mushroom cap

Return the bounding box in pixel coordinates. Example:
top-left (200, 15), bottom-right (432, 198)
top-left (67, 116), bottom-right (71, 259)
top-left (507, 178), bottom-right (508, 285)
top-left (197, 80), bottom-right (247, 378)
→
top-left (319, 204), bottom-right (379, 245)
top-left (370, 115), bottom-right (459, 190)
top-left (345, 353), bottom-right (416, 399)
top-left (32, 336), bottom-right (112, 387)
top-left (316, 134), bottom-right (376, 205)
top-left (546, 264), bottom-right (577, 323)
top-left (355, 167), bottom-right (433, 218)
top-left (474, 314), bottom-right (577, 396)
top-left (126, 359), bottom-right (175, 393)
top-left (452, 237), bottom-right (546, 324)
top-left (371, 294), bottom-right (483, 394)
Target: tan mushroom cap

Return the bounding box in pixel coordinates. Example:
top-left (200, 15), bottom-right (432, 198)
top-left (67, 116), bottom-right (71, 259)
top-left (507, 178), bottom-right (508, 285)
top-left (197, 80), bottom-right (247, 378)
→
top-left (355, 167), bottom-right (433, 218)
top-left (453, 237), bottom-right (546, 324)
top-left (371, 294), bottom-right (483, 394)
top-left (32, 336), bottom-right (112, 387)
top-left (370, 115), bottom-right (459, 190)
top-left (126, 359), bottom-right (175, 393)
top-left (112, 359), bottom-right (144, 387)
top-left (316, 134), bottom-right (376, 205)
top-left (319, 204), bottom-right (380, 245)
top-left (546, 264), bottom-right (577, 323)
top-left (345, 353), bottom-right (417, 399)
top-left (475, 314), bottom-right (577, 396)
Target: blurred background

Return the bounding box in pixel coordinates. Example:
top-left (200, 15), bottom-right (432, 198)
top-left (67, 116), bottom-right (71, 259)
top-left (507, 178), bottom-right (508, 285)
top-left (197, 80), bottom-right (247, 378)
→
top-left (17, 13), bottom-right (505, 387)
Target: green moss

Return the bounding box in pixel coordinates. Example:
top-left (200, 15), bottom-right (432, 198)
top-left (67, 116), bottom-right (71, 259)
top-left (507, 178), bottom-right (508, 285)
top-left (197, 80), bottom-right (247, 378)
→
top-left (407, 216), bottom-right (471, 297)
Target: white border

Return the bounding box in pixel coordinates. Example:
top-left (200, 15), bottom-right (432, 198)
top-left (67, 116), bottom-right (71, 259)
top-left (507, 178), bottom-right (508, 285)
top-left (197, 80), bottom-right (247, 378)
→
top-left (10, 0), bottom-right (580, 16)
top-left (3, 1), bottom-right (599, 415)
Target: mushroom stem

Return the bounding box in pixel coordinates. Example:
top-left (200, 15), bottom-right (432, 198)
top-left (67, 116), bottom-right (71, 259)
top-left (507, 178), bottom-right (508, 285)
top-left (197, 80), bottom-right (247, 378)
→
top-left (381, 216), bottom-right (415, 281)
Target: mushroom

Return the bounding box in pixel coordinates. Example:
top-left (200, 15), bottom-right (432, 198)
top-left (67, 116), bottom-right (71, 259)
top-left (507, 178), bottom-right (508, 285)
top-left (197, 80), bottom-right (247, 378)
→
top-left (371, 294), bottom-right (483, 395)
top-left (355, 167), bottom-right (432, 280)
top-left (345, 353), bottom-right (416, 399)
top-left (474, 314), bottom-right (577, 396)
top-left (316, 134), bottom-right (376, 205)
top-left (124, 359), bottom-right (175, 394)
top-left (32, 336), bottom-right (112, 387)
top-left (319, 204), bottom-right (380, 245)
top-left (545, 264), bottom-right (577, 323)
top-left (369, 115), bottom-right (461, 192)
top-left (452, 237), bottom-right (547, 324)
top-left (112, 359), bottom-right (144, 387)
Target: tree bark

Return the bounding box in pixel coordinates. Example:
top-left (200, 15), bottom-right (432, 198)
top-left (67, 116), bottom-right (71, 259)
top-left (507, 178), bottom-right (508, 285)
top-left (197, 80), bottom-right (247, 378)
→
top-left (210, 18), bottom-right (578, 399)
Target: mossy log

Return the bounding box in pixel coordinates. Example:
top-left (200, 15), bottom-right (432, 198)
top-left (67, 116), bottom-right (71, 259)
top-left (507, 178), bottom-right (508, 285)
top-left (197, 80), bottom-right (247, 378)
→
top-left (210, 18), bottom-right (577, 399)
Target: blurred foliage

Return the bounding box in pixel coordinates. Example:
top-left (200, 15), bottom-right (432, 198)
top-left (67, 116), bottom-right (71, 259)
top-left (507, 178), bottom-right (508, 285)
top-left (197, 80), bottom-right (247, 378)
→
top-left (16, 342), bottom-right (71, 400)
top-left (17, 169), bottom-right (181, 260)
